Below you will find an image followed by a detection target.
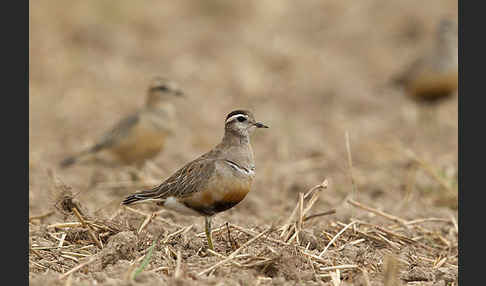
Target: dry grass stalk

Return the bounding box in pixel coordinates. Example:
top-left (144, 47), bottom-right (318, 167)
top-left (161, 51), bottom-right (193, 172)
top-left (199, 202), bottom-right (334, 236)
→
top-left (280, 179), bottom-right (329, 243)
top-left (337, 238), bottom-right (365, 251)
top-left (330, 269), bottom-right (341, 286)
top-left (60, 251), bottom-right (91, 258)
top-left (306, 255), bottom-right (319, 282)
top-left (47, 232), bottom-right (66, 245)
top-left (48, 222), bottom-right (85, 229)
top-left (123, 206), bottom-right (182, 228)
top-left (162, 225), bottom-right (193, 244)
top-left (345, 221), bottom-right (424, 254)
top-left (351, 229), bottom-right (386, 247)
top-left (434, 257), bottom-right (447, 269)
top-left (236, 254), bottom-right (274, 268)
top-left (279, 198), bottom-right (302, 238)
top-left (32, 245), bottom-right (66, 251)
top-left (61, 254), bottom-right (79, 262)
top-left (29, 240), bottom-right (45, 260)
top-left (404, 217), bottom-right (451, 225)
top-left (345, 131), bottom-right (358, 202)
top-left (164, 245), bottom-right (178, 263)
top-left (195, 222), bottom-right (227, 238)
top-left (301, 249), bottom-right (334, 265)
top-left (151, 266), bottom-right (169, 273)
top-left (280, 179), bottom-right (328, 238)
top-left (304, 209), bottom-right (336, 222)
top-left (58, 255), bottom-right (99, 280)
top-left (376, 233), bottom-right (401, 250)
top-left (58, 233), bottom-right (67, 248)
top-left (181, 224), bottom-right (194, 237)
top-left (48, 169), bottom-right (85, 217)
top-left (206, 249), bottom-right (243, 267)
top-left (303, 179), bottom-right (329, 215)
top-left (449, 214), bottom-right (458, 233)
top-left (436, 234), bottom-right (451, 248)
top-left (30, 261), bottom-right (49, 270)
top-left (320, 264), bottom-right (359, 272)
top-left (229, 224), bottom-right (290, 247)
top-left (418, 255), bottom-right (458, 269)
top-left (298, 192), bottom-right (304, 231)
top-left (71, 207), bottom-right (103, 249)
top-left (29, 211), bottom-right (55, 222)
top-left (347, 199), bottom-right (409, 226)
top-left (198, 228), bottom-right (271, 276)
top-left (287, 224), bottom-right (299, 244)
top-left (322, 231), bottom-right (336, 245)
top-left (318, 221), bottom-right (356, 258)
top-left (294, 192), bottom-right (305, 245)
top-left (137, 212), bottom-right (157, 234)
top-left (355, 220), bottom-right (416, 245)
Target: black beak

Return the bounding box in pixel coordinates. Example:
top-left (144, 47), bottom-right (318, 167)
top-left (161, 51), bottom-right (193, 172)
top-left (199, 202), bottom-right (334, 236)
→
top-left (254, 122), bottom-right (269, 128)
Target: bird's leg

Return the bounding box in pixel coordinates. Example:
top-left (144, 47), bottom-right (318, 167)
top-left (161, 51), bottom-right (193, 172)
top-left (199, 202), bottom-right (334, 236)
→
top-left (205, 216), bottom-right (214, 250)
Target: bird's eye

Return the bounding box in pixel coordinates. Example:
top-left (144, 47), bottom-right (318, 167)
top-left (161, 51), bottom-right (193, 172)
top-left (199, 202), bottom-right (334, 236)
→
top-left (237, 116), bottom-right (247, 122)
top-left (155, 85), bottom-right (169, 92)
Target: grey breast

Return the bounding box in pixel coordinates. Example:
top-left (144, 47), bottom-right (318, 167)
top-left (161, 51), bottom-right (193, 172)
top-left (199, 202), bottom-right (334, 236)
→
top-left (145, 107), bottom-right (174, 132)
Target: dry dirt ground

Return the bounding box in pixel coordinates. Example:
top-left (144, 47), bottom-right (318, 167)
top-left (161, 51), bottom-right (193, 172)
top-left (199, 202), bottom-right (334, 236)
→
top-left (29, 1), bottom-right (458, 285)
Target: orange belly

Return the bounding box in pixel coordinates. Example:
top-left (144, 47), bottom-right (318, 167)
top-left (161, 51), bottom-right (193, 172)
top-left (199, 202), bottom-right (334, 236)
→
top-left (408, 70), bottom-right (458, 101)
top-left (181, 181), bottom-right (251, 216)
top-left (110, 124), bottom-right (168, 164)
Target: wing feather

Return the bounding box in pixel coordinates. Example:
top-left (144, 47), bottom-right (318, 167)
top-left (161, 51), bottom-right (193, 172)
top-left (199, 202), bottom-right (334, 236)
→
top-left (121, 156), bottom-right (216, 205)
top-left (92, 113), bottom-right (140, 152)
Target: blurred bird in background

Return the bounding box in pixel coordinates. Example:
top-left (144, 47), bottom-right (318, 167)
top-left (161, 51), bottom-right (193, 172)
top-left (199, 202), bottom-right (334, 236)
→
top-left (60, 77), bottom-right (184, 168)
top-left (392, 18), bottom-right (458, 102)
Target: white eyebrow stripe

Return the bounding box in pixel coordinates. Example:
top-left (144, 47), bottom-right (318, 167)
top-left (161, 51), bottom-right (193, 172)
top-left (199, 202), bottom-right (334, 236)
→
top-left (225, 114), bottom-right (248, 123)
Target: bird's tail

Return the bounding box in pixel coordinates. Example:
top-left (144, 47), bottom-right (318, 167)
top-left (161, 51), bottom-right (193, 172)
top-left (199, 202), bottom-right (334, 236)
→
top-left (59, 144), bottom-right (104, 168)
top-left (121, 188), bottom-right (163, 205)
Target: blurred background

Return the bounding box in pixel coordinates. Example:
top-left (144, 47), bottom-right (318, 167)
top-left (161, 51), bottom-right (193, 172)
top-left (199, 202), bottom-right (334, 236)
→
top-left (29, 0), bottom-right (458, 234)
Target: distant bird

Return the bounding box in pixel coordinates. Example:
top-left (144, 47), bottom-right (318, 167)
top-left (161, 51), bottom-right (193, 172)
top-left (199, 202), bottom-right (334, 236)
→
top-left (121, 110), bottom-right (268, 250)
top-left (392, 19), bottom-right (458, 102)
top-left (60, 77), bottom-right (183, 168)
